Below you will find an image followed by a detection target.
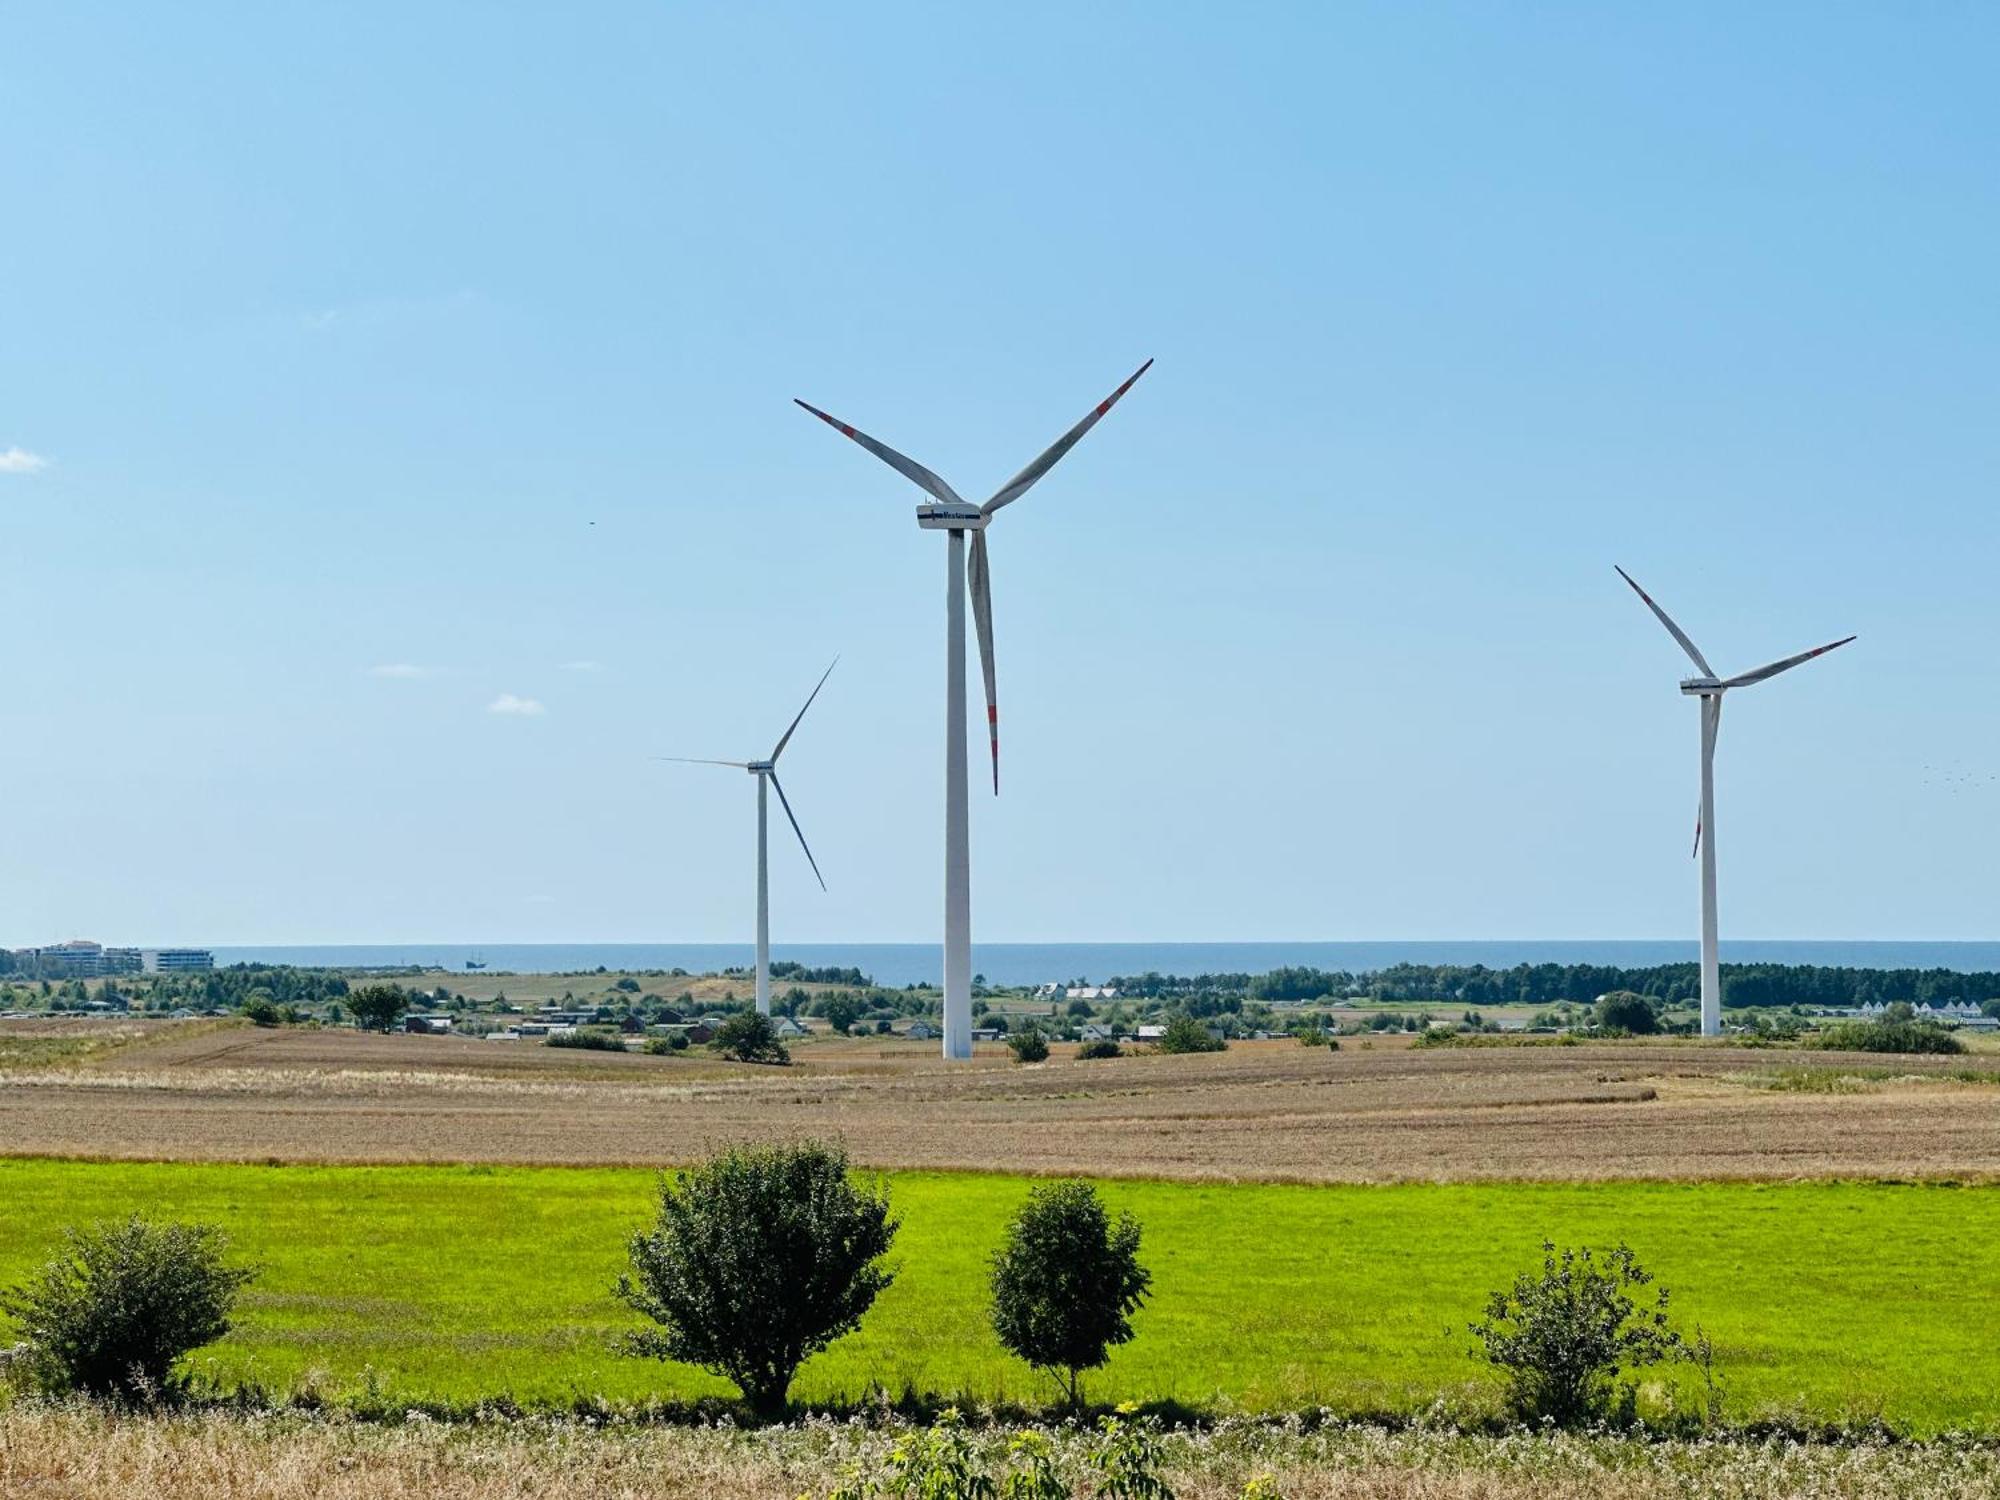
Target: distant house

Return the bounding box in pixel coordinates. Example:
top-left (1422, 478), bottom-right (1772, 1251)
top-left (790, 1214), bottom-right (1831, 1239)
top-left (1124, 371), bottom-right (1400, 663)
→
top-left (1078, 1022), bottom-right (1114, 1042)
top-left (682, 1023), bottom-right (716, 1045)
top-left (653, 1007), bottom-right (685, 1026)
top-left (971, 1027), bottom-right (999, 1042)
top-left (905, 1020), bottom-right (939, 1040)
top-left (773, 1015), bottom-right (809, 1038)
top-left (618, 1015), bottom-right (645, 1035)
top-left (1135, 1025), bottom-right (1167, 1042)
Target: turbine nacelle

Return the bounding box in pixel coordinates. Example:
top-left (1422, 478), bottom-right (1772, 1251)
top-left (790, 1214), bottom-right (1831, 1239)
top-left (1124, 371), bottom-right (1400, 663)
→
top-left (1679, 678), bottom-right (1723, 696)
top-left (746, 760), bottom-right (774, 774)
top-left (916, 502), bottom-right (987, 531)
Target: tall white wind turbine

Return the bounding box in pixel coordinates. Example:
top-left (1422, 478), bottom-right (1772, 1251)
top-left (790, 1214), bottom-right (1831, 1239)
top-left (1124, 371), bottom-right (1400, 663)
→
top-left (1615, 567), bottom-right (1854, 1037)
top-left (658, 659), bottom-right (836, 1015)
top-left (796, 362), bottom-right (1152, 1059)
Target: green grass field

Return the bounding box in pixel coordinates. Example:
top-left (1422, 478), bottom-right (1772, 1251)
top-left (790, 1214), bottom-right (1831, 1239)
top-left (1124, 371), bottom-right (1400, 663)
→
top-left (0, 1160), bottom-right (1993, 1432)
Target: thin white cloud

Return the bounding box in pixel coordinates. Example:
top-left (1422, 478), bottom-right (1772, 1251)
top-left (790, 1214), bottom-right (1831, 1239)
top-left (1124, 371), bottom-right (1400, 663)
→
top-left (0, 448), bottom-right (49, 475)
top-left (368, 663), bottom-right (434, 680)
top-left (559, 659), bottom-right (606, 674)
top-left (487, 693), bottom-right (546, 717)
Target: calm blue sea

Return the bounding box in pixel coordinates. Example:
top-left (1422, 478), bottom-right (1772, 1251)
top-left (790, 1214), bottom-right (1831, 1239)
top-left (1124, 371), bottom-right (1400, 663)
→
top-left (207, 940), bottom-right (2000, 986)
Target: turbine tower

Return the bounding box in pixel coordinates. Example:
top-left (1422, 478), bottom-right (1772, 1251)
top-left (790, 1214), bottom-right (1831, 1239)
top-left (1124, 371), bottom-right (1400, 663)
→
top-left (1615, 567), bottom-right (1853, 1037)
top-left (797, 362), bottom-right (1152, 1058)
top-left (658, 659), bottom-right (836, 1015)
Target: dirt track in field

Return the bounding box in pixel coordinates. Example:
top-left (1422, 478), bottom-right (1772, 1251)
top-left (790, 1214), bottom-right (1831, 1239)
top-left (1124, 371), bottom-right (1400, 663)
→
top-left (4, 1022), bottom-right (1997, 1182)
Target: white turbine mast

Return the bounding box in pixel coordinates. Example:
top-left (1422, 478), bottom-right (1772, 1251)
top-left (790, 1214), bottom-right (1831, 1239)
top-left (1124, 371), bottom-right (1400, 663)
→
top-left (657, 658), bottom-right (836, 1015)
top-left (1615, 567), bottom-right (1853, 1037)
top-left (797, 362), bottom-right (1153, 1059)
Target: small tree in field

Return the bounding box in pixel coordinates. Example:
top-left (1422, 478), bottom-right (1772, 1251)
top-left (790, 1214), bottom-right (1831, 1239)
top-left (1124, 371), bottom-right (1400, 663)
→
top-left (989, 1181), bottom-right (1150, 1409)
top-left (1154, 1014), bottom-right (1224, 1054)
top-left (0, 1216), bottom-right (257, 1400)
top-left (1469, 1240), bottom-right (1689, 1426)
top-left (1006, 1024), bottom-right (1050, 1063)
top-left (1595, 991), bottom-right (1659, 1035)
top-left (711, 1010), bottom-right (790, 1065)
top-left (346, 983), bottom-right (409, 1033)
top-left (618, 1141), bottom-right (897, 1416)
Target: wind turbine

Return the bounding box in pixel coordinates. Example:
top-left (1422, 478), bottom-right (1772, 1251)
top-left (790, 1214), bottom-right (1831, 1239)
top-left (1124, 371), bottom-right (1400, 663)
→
top-left (1615, 567), bottom-right (1854, 1037)
top-left (658, 659), bottom-right (836, 1016)
top-left (796, 362), bottom-right (1152, 1059)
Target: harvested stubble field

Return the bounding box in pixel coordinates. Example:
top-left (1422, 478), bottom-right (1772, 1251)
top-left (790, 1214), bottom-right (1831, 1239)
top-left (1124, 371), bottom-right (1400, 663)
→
top-left (5, 1408), bottom-right (1999, 1500)
top-left (2, 1021), bottom-right (1997, 1181)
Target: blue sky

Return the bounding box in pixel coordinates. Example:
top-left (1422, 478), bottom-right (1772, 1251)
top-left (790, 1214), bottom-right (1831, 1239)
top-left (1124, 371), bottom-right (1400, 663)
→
top-left (2, 3), bottom-right (1995, 946)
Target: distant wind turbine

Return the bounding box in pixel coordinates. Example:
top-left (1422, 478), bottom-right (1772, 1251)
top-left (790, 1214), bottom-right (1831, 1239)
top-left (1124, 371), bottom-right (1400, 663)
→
top-left (1616, 567), bottom-right (1854, 1037)
top-left (657, 659), bottom-right (836, 1016)
top-left (796, 363), bottom-right (1152, 1058)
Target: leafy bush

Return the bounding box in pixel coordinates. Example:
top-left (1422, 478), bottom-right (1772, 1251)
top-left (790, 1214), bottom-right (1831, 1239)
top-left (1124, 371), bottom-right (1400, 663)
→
top-left (1807, 1020), bottom-right (1964, 1055)
top-left (346, 983), bottom-right (409, 1033)
top-left (1006, 1025), bottom-right (1050, 1063)
top-left (617, 1141), bottom-right (896, 1416)
top-left (1596, 991), bottom-right (1660, 1035)
top-left (815, 992), bottom-right (865, 1035)
top-left (710, 1010), bottom-right (790, 1065)
top-left (1088, 1407), bottom-right (1175, 1499)
top-left (1295, 1027), bottom-right (1336, 1048)
top-left (547, 1029), bottom-right (626, 1051)
top-left (1469, 1240), bottom-right (1690, 1427)
top-left (1075, 1039), bottom-right (1122, 1060)
top-left (239, 997), bottom-right (281, 1027)
top-left (0, 1216), bottom-right (257, 1400)
top-left (1154, 1014), bottom-right (1225, 1054)
top-left (643, 1033), bottom-right (689, 1055)
top-left (989, 1181), bottom-right (1150, 1409)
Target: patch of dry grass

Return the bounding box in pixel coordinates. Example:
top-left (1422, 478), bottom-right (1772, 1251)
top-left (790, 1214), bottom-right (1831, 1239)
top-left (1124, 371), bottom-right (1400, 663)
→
top-left (1, 1406), bottom-right (1994, 1500)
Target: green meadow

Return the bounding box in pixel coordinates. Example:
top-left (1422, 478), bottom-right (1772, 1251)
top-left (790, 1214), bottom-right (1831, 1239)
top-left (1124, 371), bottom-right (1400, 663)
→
top-left (0, 1160), bottom-right (1993, 1432)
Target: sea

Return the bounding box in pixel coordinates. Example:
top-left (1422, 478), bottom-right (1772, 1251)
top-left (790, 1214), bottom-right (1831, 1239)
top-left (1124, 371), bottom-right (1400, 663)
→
top-left (206, 940), bottom-right (2000, 987)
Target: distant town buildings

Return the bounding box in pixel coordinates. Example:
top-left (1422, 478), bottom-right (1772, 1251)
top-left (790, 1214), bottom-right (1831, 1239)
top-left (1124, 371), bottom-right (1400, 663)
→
top-left (5, 940), bottom-right (214, 978)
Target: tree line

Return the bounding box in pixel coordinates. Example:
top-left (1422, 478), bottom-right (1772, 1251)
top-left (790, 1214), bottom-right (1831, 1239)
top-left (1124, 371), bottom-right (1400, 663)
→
top-left (1107, 961), bottom-right (2000, 1010)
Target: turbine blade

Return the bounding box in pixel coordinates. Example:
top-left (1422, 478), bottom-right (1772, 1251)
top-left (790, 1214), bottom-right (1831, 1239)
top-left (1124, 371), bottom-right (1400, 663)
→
top-left (1693, 698), bottom-right (1720, 858)
top-left (771, 656), bottom-right (838, 763)
top-left (981, 359), bottom-right (1153, 516)
top-left (1716, 635), bottom-right (1857, 689)
top-left (793, 399), bottom-right (966, 506)
top-left (1614, 566), bottom-right (1714, 677)
top-left (653, 757), bottom-right (750, 768)
top-left (968, 530), bottom-right (998, 794)
top-left (768, 771), bottom-right (826, 891)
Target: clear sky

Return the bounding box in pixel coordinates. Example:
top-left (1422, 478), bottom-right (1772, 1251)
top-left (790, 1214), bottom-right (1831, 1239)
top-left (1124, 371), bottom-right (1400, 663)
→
top-left (3, 4), bottom-right (1995, 946)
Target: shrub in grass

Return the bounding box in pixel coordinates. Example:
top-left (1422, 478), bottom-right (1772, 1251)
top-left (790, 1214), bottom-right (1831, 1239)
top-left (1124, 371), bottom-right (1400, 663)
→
top-left (990, 1180), bottom-right (1150, 1410)
top-left (1595, 992), bottom-right (1660, 1035)
top-left (617, 1140), bottom-right (896, 1417)
top-left (1296, 1026), bottom-right (1336, 1048)
top-left (0, 1216), bottom-right (257, 1401)
top-left (1006, 1025), bottom-right (1050, 1063)
top-left (643, 1033), bottom-right (689, 1055)
top-left (710, 1010), bottom-right (790, 1065)
top-left (546, 1030), bottom-right (626, 1052)
top-left (1807, 1020), bottom-right (1963, 1055)
top-left (1469, 1240), bottom-right (1690, 1427)
top-left (1075, 1039), bottom-right (1122, 1060)
top-left (1154, 1014), bottom-right (1225, 1054)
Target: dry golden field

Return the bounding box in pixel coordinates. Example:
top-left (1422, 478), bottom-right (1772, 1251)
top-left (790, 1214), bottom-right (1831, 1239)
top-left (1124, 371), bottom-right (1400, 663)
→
top-left (4, 1408), bottom-right (1997, 1500)
top-left (2, 1021), bottom-right (1996, 1181)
